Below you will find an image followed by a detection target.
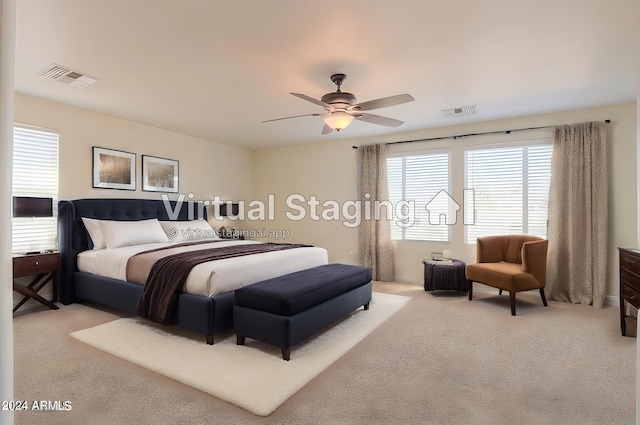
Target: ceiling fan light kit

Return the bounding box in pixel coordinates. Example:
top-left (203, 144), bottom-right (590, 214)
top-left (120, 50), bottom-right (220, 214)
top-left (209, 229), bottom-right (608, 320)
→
top-left (264, 73), bottom-right (414, 134)
top-left (323, 111), bottom-right (354, 131)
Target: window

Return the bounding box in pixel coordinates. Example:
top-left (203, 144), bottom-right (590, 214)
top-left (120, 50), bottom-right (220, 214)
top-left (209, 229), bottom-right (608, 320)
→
top-left (464, 142), bottom-right (552, 243)
top-left (387, 151), bottom-right (450, 241)
top-left (12, 125), bottom-right (59, 253)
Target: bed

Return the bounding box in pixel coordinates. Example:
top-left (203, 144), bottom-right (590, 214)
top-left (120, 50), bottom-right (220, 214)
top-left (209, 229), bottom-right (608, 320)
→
top-left (57, 198), bottom-right (328, 344)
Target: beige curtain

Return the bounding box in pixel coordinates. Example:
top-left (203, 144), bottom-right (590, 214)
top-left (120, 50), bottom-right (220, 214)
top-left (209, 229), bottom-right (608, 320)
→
top-left (357, 143), bottom-right (394, 281)
top-left (546, 121), bottom-right (608, 307)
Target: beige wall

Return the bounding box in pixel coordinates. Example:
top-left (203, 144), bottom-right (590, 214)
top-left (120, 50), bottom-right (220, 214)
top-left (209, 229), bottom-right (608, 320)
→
top-left (14, 93), bottom-right (254, 205)
top-left (249, 140), bottom-right (360, 261)
top-left (251, 103), bottom-right (637, 299)
top-left (1, 0), bottom-right (16, 416)
top-left (12, 94), bottom-right (637, 300)
top-left (12, 93), bottom-right (255, 307)
top-left (635, 47), bottom-right (640, 425)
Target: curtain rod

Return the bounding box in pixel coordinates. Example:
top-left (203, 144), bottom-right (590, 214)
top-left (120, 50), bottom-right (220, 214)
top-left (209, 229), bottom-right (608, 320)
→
top-left (352, 119), bottom-right (610, 149)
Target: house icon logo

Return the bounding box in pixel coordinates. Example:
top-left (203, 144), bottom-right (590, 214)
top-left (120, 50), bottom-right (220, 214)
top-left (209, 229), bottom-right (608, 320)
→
top-left (425, 190), bottom-right (460, 225)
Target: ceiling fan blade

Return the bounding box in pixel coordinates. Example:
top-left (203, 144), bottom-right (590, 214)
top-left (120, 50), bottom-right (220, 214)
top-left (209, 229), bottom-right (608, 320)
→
top-left (291, 93), bottom-right (329, 107)
top-left (262, 113), bottom-right (322, 123)
top-left (321, 124), bottom-right (333, 135)
top-left (353, 94), bottom-right (414, 111)
top-left (355, 113), bottom-right (404, 127)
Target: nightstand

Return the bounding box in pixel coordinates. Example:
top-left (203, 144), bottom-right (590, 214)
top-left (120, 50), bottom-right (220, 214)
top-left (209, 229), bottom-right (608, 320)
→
top-left (13, 252), bottom-right (60, 313)
top-left (619, 248), bottom-right (640, 336)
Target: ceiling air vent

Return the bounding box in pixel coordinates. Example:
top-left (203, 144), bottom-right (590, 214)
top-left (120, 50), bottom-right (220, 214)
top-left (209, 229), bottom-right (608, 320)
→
top-left (39, 64), bottom-right (99, 89)
top-left (441, 105), bottom-right (477, 117)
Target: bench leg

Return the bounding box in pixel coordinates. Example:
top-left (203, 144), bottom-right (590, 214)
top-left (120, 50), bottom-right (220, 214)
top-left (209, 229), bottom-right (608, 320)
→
top-left (281, 348), bottom-right (290, 361)
top-left (206, 334), bottom-right (214, 345)
top-left (236, 335), bottom-right (245, 345)
top-left (468, 281), bottom-right (473, 300)
top-left (363, 302), bottom-right (370, 310)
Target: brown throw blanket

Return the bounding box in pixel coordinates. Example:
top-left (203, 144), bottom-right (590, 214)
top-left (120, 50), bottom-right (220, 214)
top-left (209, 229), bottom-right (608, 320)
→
top-left (134, 242), bottom-right (312, 324)
top-left (126, 240), bottom-right (218, 286)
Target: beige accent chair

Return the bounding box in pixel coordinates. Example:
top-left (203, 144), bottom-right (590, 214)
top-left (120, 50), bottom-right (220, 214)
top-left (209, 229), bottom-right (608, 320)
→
top-left (465, 235), bottom-right (549, 315)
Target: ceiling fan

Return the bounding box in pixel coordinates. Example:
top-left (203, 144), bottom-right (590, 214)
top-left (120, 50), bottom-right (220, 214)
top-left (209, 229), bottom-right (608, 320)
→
top-left (263, 73), bottom-right (415, 134)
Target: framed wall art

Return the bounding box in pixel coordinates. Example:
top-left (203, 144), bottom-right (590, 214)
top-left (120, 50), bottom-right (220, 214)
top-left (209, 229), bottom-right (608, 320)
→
top-left (142, 155), bottom-right (179, 193)
top-left (92, 147), bottom-right (136, 190)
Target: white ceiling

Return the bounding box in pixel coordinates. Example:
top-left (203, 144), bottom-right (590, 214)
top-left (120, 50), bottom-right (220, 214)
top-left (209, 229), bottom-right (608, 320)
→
top-left (14, 0), bottom-right (638, 150)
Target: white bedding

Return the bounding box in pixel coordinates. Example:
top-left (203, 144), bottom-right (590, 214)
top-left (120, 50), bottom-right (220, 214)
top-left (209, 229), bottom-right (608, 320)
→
top-left (77, 240), bottom-right (328, 297)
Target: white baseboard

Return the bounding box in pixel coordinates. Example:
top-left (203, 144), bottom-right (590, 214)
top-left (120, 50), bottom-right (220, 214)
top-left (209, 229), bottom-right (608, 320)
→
top-left (605, 295), bottom-right (619, 307)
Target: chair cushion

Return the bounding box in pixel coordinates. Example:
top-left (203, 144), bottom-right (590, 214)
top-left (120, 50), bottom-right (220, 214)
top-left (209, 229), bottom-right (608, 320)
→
top-left (466, 262), bottom-right (543, 292)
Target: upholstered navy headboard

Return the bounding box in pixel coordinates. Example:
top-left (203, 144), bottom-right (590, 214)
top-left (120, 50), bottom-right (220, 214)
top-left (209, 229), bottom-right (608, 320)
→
top-left (57, 198), bottom-right (207, 304)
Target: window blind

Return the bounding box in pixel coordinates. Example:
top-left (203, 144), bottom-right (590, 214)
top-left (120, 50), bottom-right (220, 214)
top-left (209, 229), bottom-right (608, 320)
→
top-left (12, 125), bottom-right (59, 253)
top-left (464, 143), bottom-right (552, 243)
top-left (387, 152), bottom-right (450, 241)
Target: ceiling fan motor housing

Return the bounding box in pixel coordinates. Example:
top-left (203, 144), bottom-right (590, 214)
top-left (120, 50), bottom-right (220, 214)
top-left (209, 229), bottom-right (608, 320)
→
top-left (321, 73), bottom-right (357, 109)
top-left (321, 91), bottom-right (357, 107)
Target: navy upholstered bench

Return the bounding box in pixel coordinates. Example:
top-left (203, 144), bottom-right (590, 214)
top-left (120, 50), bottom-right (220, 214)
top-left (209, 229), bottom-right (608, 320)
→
top-left (234, 263), bottom-right (372, 360)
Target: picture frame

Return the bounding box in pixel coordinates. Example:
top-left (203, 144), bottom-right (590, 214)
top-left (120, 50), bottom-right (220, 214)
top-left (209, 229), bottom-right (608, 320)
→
top-left (92, 147), bottom-right (136, 190)
top-left (142, 155), bottom-right (179, 193)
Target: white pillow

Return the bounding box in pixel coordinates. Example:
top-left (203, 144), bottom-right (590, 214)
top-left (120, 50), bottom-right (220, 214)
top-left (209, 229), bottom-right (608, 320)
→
top-left (160, 219), bottom-right (218, 243)
top-left (100, 218), bottom-right (170, 249)
top-left (82, 217), bottom-right (107, 250)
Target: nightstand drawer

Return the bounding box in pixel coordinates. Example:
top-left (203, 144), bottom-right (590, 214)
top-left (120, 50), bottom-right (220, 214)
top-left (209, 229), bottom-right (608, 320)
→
top-left (13, 253), bottom-right (60, 277)
top-left (621, 269), bottom-right (640, 290)
top-left (620, 251), bottom-right (640, 278)
top-left (619, 248), bottom-right (640, 336)
top-left (621, 281), bottom-right (640, 309)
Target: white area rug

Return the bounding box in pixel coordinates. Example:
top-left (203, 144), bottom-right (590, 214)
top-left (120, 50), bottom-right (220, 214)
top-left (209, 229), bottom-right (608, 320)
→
top-left (70, 292), bottom-right (410, 416)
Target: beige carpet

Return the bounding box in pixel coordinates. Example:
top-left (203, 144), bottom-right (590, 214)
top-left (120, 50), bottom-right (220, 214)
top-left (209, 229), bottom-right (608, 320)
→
top-left (12, 282), bottom-right (636, 425)
top-left (69, 292), bottom-right (410, 416)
